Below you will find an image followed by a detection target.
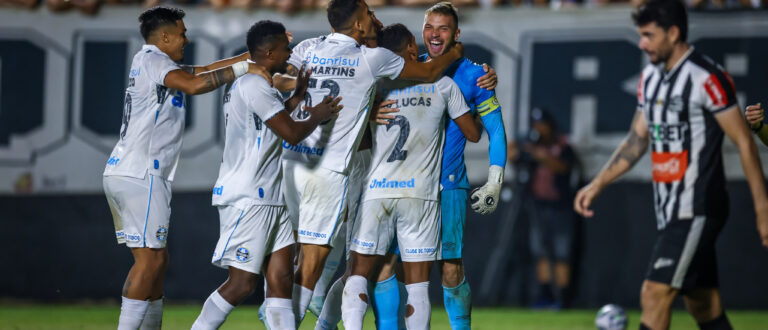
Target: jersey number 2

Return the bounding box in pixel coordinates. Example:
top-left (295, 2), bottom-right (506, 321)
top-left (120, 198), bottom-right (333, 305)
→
top-left (299, 78), bottom-right (339, 125)
top-left (385, 115), bottom-right (410, 162)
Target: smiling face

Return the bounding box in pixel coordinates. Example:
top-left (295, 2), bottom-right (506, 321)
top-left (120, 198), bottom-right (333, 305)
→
top-left (637, 22), bottom-right (677, 66)
top-left (163, 20), bottom-right (190, 62)
top-left (422, 13), bottom-right (459, 59)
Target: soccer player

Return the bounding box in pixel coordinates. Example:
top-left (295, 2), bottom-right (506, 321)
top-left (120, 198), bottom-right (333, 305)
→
top-left (342, 23), bottom-right (481, 330)
top-left (278, 0), bottom-right (465, 326)
top-left (397, 2), bottom-right (507, 329)
top-left (190, 21), bottom-right (342, 330)
top-left (573, 1), bottom-right (768, 329)
top-left (102, 6), bottom-right (270, 330)
top-left (745, 103), bottom-right (768, 146)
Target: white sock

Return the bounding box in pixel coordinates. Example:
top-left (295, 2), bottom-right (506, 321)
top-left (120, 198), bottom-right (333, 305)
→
top-left (341, 275), bottom-right (368, 330)
top-left (311, 248), bottom-right (343, 316)
top-left (292, 284), bottom-right (313, 326)
top-left (315, 277), bottom-right (345, 330)
top-left (264, 297), bottom-right (296, 330)
top-left (405, 282), bottom-right (431, 330)
top-left (118, 296), bottom-right (149, 330)
top-left (139, 297), bottom-right (163, 330)
top-left (191, 290), bottom-right (235, 330)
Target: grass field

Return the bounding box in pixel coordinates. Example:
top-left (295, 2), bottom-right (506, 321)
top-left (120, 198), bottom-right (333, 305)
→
top-left (2, 305), bottom-right (768, 330)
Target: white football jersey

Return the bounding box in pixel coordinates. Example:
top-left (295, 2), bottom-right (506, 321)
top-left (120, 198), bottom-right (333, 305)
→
top-left (212, 74), bottom-right (286, 209)
top-left (364, 77), bottom-right (469, 201)
top-left (103, 45), bottom-right (185, 181)
top-left (287, 36), bottom-right (322, 71)
top-left (282, 33), bottom-right (405, 174)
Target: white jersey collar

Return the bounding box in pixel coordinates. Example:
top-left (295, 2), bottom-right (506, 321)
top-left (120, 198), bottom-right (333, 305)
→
top-left (326, 33), bottom-right (360, 46)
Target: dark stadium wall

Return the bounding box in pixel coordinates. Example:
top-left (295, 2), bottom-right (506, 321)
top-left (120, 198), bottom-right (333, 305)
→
top-left (1, 181), bottom-right (767, 308)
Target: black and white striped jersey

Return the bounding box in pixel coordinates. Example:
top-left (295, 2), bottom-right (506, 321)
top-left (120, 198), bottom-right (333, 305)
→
top-left (637, 48), bottom-right (737, 229)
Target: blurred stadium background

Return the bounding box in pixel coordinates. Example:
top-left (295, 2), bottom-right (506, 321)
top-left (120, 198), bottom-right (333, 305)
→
top-left (0, 0), bottom-right (767, 329)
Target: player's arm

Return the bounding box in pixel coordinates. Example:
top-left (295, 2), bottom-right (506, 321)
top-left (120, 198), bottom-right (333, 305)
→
top-left (745, 103), bottom-right (768, 146)
top-left (398, 43), bottom-right (464, 82)
top-left (267, 95), bottom-right (342, 145)
top-left (574, 110), bottom-right (649, 218)
top-left (283, 65), bottom-right (310, 111)
top-left (453, 113), bottom-right (480, 143)
top-left (179, 52), bottom-right (250, 75)
top-left (469, 80), bottom-right (507, 214)
top-left (715, 105), bottom-right (768, 248)
top-left (164, 62), bottom-right (270, 95)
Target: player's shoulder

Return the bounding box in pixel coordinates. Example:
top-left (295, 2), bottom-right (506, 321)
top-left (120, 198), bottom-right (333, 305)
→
top-left (685, 50), bottom-right (727, 77)
top-left (140, 46), bottom-right (173, 63)
top-left (436, 76), bottom-right (459, 92)
top-left (238, 74), bottom-right (274, 96)
top-left (296, 35), bottom-right (325, 49)
top-left (456, 58), bottom-right (486, 79)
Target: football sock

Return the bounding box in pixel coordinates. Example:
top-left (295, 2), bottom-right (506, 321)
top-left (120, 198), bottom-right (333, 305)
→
top-left (191, 290), bottom-right (234, 330)
top-left (118, 296), bottom-right (149, 330)
top-left (698, 312), bottom-right (733, 330)
top-left (405, 282), bottom-right (431, 330)
top-left (139, 297), bottom-right (163, 330)
top-left (443, 277), bottom-right (472, 330)
top-left (292, 284), bottom-right (313, 326)
top-left (264, 297), bottom-right (296, 330)
top-left (316, 277), bottom-right (345, 330)
top-left (310, 248), bottom-right (343, 317)
top-left (372, 274), bottom-right (400, 330)
top-left (341, 275), bottom-right (368, 330)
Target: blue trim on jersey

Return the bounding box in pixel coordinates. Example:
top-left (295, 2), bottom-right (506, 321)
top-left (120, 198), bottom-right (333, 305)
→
top-left (418, 55), bottom-right (507, 190)
top-left (217, 209), bottom-right (245, 263)
top-left (142, 175), bottom-right (154, 248)
top-left (327, 176), bottom-right (349, 245)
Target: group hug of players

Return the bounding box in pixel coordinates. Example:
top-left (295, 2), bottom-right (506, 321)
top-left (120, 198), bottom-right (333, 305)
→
top-left (103, 0), bottom-right (768, 329)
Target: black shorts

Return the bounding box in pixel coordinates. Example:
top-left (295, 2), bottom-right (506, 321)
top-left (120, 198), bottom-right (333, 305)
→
top-left (645, 216), bottom-right (725, 291)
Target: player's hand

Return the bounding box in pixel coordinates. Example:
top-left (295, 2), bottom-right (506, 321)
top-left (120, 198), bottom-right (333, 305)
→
top-left (574, 181), bottom-right (603, 218)
top-left (293, 65), bottom-right (311, 99)
top-left (756, 206), bottom-right (768, 248)
top-left (306, 95), bottom-right (343, 122)
top-left (247, 62), bottom-right (273, 86)
top-left (476, 63), bottom-right (498, 90)
top-left (745, 103), bottom-right (764, 128)
top-left (470, 165), bottom-right (504, 215)
top-left (372, 100), bottom-right (400, 125)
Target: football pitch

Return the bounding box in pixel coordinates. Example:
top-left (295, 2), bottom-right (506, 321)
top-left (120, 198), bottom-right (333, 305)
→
top-left (2, 305), bottom-right (768, 330)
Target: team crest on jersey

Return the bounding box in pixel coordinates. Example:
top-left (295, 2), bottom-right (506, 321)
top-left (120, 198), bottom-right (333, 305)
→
top-left (155, 225), bottom-right (168, 241)
top-left (235, 246), bottom-right (250, 262)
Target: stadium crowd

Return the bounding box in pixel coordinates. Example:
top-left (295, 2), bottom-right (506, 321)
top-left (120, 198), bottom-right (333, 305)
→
top-left (1, 0), bottom-right (766, 16)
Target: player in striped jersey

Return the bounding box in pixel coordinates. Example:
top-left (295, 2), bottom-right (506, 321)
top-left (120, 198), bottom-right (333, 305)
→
top-left (102, 6), bottom-right (271, 329)
top-left (574, 1), bottom-right (768, 329)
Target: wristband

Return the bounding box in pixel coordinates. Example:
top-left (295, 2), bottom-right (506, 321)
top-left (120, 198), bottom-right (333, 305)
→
top-left (488, 165), bottom-right (504, 185)
top-left (232, 61), bottom-right (249, 78)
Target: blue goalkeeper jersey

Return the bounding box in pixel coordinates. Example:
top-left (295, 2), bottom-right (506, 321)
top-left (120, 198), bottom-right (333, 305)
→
top-left (419, 55), bottom-right (507, 190)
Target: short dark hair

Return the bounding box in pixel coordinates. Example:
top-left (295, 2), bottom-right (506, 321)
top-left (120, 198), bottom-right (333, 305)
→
top-left (380, 24), bottom-right (413, 54)
top-left (632, 0), bottom-right (688, 43)
top-left (138, 6), bottom-right (185, 41)
top-left (425, 1), bottom-right (459, 27)
top-left (246, 20), bottom-right (287, 54)
top-left (327, 0), bottom-right (363, 31)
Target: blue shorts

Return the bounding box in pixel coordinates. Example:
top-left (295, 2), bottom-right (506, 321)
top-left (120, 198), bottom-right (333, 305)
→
top-left (440, 189), bottom-right (467, 260)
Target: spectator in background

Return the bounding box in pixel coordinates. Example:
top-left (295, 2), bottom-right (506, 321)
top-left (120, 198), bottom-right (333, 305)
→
top-left (0, 0), bottom-right (40, 9)
top-left (508, 108), bottom-right (579, 309)
top-left (47, 0), bottom-right (102, 14)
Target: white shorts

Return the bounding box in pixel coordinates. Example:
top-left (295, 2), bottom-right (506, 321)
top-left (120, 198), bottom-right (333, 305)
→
top-left (350, 198), bottom-right (441, 262)
top-left (211, 204), bottom-right (294, 274)
top-left (344, 149), bottom-right (372, 258)
top-left (282, 160), bottom-right (350, 247)
top-left (103, 174), bottom-right (172, 249)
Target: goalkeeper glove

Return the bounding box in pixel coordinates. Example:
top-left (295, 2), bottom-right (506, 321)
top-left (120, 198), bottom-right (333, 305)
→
top-left (470, 165), bottom-right (504, 215)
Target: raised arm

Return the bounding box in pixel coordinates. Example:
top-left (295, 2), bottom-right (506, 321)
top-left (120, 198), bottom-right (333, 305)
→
top-left (180, 52), bottom-right (250, 75)
top-left (716, 105), bottom-right (768, 248)
top-left (164, 62), bottom-right (270, 95)
top-left (398, 42), bottom-right (463, 82)
top-left (574, 110), bottom-right (649, 217)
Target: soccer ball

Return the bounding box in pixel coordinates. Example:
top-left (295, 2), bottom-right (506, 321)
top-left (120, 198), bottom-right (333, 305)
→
top-left (595, 304), bottom-right (628, 330)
